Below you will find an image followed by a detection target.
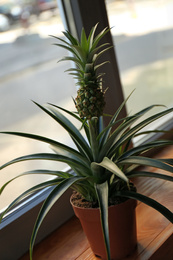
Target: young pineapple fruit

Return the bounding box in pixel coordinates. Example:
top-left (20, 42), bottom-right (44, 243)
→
top-left (53, 24), bottom-right (111, 119)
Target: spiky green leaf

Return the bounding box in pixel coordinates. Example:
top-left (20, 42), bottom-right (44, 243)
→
top-left (126, 170), bottom-right (173, 182)
top-left (92, 157), bottom-right (129, 184)
top-left (0, 169), bottom-right (66, 195)
top-left (80, 27), bottom-right (88, 52)
top-left (47, 103), bottom-right (90, 141)
top-left (0, 153), bottom-right (92, 177)
top-left (29, 176), bottom-right (85, 259)
top-left (119, 140), bottom-right (173, 160)
top-left (108, 106), bottom-right (173, 158)
top-left (114, 190), bottom-right (173, 223)
top-left (33, 102), bottom-right (93, 161)
top-left (119, 156), bottom-right (173, 174)
top-left (95, 181), bottom-right (110, 260)
top-left (0, 178), bottom-right (61, 222)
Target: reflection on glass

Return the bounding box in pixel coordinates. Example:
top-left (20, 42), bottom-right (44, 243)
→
top-left (0, 1), bottom-right (77, 212)
top-left (106, 0), bottom-right (173, 115)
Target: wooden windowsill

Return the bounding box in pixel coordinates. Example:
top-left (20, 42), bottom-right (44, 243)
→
top-left (20, 146), bottom-right (173, 260)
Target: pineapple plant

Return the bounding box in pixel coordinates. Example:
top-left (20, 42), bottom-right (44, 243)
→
top-left (0, 24), bottom-right (173, 260)
top-left (52, 23), bottom-right (110, 119)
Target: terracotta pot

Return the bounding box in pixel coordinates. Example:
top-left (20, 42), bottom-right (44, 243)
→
top-left (70, 197), bottom-right (137, 260)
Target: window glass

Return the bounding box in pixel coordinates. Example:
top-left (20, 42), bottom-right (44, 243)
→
top-left (0, 0), bottom-right (77, 212)
top-left (106, 0), bottom-right (173, 118)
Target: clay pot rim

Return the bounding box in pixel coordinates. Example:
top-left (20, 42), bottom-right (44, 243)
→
top-left (70, 196), bottom-right (137, 211)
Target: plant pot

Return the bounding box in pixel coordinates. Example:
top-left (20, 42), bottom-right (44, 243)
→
top-left (70, 196), bottom-right (137, 260)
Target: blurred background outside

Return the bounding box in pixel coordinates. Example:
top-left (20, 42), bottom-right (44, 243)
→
top-left (0, 0), bottom-right (173, 211)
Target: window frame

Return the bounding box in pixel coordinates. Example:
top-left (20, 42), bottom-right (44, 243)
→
top-left (0, 0), bottom-right (172, 259)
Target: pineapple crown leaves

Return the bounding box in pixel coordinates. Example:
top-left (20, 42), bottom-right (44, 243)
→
top-left (51, 23), bottom-right (112, 86)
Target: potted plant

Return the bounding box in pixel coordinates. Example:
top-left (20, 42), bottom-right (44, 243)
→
top-left (0, 24), bottom-right (173, 260)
